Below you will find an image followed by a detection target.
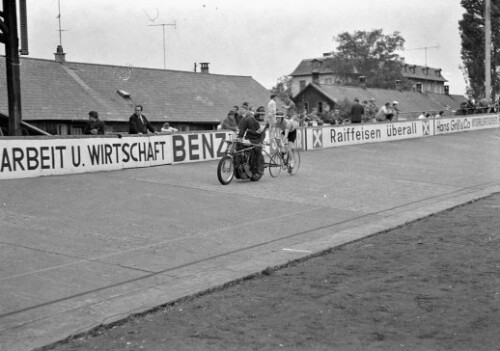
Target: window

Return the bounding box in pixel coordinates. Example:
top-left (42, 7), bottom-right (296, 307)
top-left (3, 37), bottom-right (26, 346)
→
top-left (318, 101), bottom-right (324, 113)
top-left (57, 124), bottom-right (68, 135)
top-left (324, 78), bottom-right (332, 85)
top-left (71, 127), bottom-right (83, 135)
top-left (300, 80), bottom-right (306, 91)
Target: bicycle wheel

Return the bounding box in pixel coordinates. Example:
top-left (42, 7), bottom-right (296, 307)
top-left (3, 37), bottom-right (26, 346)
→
top-left (287, 149), bottom-right (301, 175)
top-left (217, 155), bottom-right (234, 185)
top-left (268, 153), bottom-right (283, 178)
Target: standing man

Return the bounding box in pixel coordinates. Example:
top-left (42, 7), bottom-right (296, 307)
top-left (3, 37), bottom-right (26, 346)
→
top-left (350, 98), bottom-right (364, 124)
top-left (84, 111), bottom-right (105, 135)
top-left (266, 94), bottom-right (277, 138)
top-left (129, 105), bottom-right (157, 135)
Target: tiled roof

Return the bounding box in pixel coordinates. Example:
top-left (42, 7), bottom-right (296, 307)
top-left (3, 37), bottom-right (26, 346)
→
top-left (302, 83), bottom-right (465, 113)
top-left (401, 64), bottom-right (447, 82)
top-left (0, 57), bottom-right (272, 123)
top-left (289, 57), bottom-right (336, 77)
top-left (289, 57), bottom-right (447, 82)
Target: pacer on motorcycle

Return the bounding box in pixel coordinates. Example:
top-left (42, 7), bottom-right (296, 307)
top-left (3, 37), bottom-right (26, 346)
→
top-left (236, 110), bottom-right (267, 180)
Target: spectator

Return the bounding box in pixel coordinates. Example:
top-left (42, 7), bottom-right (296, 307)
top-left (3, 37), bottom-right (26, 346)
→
top-left (297, 109), bottom-right (307, 126)
top-left (236, 104), bottom-right (248, 125)
top-left (417, 111), bottom-right (426, 120)
top-left (434, 110), bottom-right (444, 118)
top-left (363, 100), bottom-right (376, 123)
top-left (249, 105), bottom-right (256, 117)
top-left (392, 101), bottom-right (400, 121)
top-left (84, 110), bottom-right (105, 135)
top-left (282, 95), bottom-right (296, 117)
top-left (161, 122), bottom-right (178, 133)
top-left (350, 97), bottom-right (364, 124)
top-left (307, 107), bottom-right (322, 126)
top-left (129, 105), bottom-right (157, 135)
top-left (377, 102), bottom-right (393, 122)
top-left (220, 110), bottom-right (239, 132)
top-left (366, 98), bottom-right (378, 122)
top-left (332, 108), bottom-right (343, 125)
top-left (266, 94), bottom-right (277, 137)
top-left (319, 104), bottom-right (336, 124)
top-left (361, 101), bottom-right (370, 123)
top-left (255, 106), bottom-right (266, 122)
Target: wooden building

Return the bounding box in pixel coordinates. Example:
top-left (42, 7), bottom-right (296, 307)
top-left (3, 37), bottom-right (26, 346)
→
top-left (0, 53), bottom-right (274, 135)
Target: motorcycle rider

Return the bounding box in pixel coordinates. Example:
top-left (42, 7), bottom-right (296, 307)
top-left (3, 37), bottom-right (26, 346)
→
top-left (236, 109), bottom-right (267, 180)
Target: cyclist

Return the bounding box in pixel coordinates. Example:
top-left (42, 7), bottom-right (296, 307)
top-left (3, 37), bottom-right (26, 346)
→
top-left (275, 112), bottom-right (298, 168)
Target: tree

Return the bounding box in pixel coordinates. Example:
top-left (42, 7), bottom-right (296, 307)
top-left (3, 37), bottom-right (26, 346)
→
top-left (459, 0), bottom-right (500, 100)
top-left (271, 75), bottom-right (293, 102)
top-left (327, 29), bottom-right (410, 89)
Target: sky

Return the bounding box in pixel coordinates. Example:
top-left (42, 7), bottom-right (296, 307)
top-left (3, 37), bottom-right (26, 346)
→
top-left (24, 0), bottom-right (467, 94)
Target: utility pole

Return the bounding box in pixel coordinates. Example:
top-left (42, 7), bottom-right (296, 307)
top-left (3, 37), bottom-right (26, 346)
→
top-left (148, 21), bottom-right (176, 69)
top-left (0, 0), bottom-right (26, 136)
top-left (405, 45), bottom-right (440, 67)
top-left (485, 0), bottom-right (492, 103)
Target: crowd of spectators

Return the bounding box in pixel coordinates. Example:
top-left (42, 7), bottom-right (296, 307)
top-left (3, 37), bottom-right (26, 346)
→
top-left (456, 99), bottom-right (500, 115)
top-left (296, 98), bottom-right (403, 126)
top-left (218, 94), bottom-right (500, 134)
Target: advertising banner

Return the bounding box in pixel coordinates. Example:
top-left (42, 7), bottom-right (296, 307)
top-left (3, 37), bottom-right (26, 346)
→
top-left (305, 121), bottom-right (428, 150)
top-left (434, 114), bottom-right (500, 135)
top-left (0, 135), bottom-right (173, 179)
top-left (171, 131), bottom-right (234, 163)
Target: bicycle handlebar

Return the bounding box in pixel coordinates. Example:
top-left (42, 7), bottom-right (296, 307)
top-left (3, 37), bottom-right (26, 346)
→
top-left (224, 139), bottom-right (262, 147)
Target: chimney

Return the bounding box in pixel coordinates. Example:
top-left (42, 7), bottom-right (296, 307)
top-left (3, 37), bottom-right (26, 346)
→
top-left (415, 82), bottom-right (423, 93)
top-left (311, 59), bottom-right (321, 84)
top-left (444, 85), bottom-right (449, 95)
top-left (54, 45), bottom-right (66, 63)
top-left (200, 62), bottom-right (210, 74)
top-left (194, 62), bottom-right (197, 72)
top-left (395, 79), bottom-right (402, 91)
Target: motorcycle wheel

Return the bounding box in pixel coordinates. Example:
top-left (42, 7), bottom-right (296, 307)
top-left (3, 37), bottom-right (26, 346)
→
top-left (217, 155), bottom-right (234, 185)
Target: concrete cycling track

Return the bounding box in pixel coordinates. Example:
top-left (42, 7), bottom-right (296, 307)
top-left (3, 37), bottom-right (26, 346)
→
top-left (1, 128), bottom-right (500, 351)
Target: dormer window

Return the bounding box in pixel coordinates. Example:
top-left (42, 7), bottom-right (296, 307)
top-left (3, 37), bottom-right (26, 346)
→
top-left (312, 59), bottom-right (321, 73)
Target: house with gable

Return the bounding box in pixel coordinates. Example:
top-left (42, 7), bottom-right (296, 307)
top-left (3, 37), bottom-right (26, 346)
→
top-left (293, 82), bottom-right (467, 121)
top-left (289, 54), bottom-right (449, 96)
top-left (288, 54), bottom-right (466, 118)
top-left (0, 49), bottom-right (274, 135)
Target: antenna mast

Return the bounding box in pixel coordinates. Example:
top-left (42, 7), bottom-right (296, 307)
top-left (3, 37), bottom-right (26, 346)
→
top-left (57, 0), bottom-right (63, 46)
top-left (405, 45), bottom-right (440, 66)
top-left (148, 21), bottom-right (176, 70)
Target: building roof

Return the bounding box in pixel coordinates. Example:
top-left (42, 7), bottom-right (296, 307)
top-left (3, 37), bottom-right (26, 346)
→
top-left (0, 56), bottom-right (273, 123)
top-left (401, 63), bottom-right (447, 82)
top-left (296, 83), bottom-right (466, 113)
top-left (289, 57), bottom-right (337, 77)
top-left (289, 57), bottom-right (447, 83)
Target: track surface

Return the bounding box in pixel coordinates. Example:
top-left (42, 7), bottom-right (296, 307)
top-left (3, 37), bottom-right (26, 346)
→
top-left (1, 129), bottom-right (500, 351)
